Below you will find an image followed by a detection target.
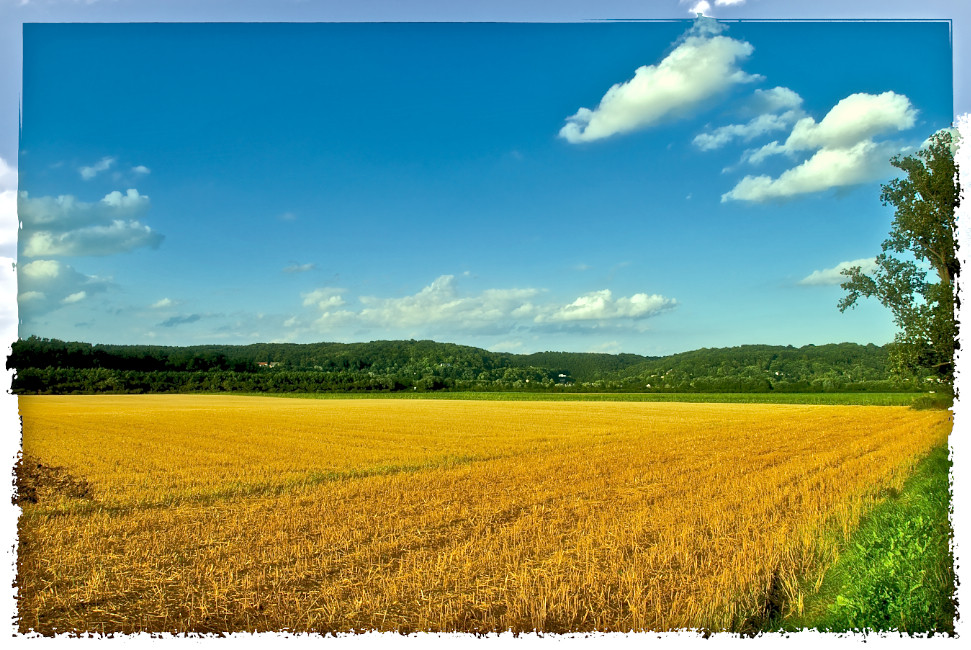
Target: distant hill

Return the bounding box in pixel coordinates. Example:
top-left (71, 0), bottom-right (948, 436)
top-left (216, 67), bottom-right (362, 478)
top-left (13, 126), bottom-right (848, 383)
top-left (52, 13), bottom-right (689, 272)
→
top-left (7, 336), bottom-right (923, 395)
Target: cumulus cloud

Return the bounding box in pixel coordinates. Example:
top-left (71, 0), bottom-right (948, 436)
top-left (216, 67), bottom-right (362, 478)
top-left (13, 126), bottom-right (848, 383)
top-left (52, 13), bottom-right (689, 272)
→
top-left (722, 140), bottom-right (900, 202)
top-left (151, 297), bottom-right (175, 309)
top-left (23, 219), bottom-right (163, 257)
top-left (538, 290), bottom-right (676, 323)
top-left (17, 259), bottom-right (110, 318)
top-left (799, 258), bottom-right (879, 286)
top-left (132, 165), bottom-right (151, 175)
top-left (353, 276), bottom-right (541, 330)
top-left (752, 86), bottom-right (803, 114)
top-left (559, 19), bottom-right (760, 143)
top-left (695, 87), bottom-right (804, 151)
top-left (684, 0), bottom-right (746, 16)
top-left (300, 275), bottom-right (676, 337)
top-left (723, 92), bottom-right (918, 202)
top-left (302, 287), bottom-right (346, 310)
top-left (79, 156), bottom-right (115, 180)
top-left (695, 112), bottom-right (799, 151)
top-left (18, 188), bottom-right (163, 257)
top-left (19, 189), bottom-right (149, 228)
top-left (785, 92), bottom-right (916, 151)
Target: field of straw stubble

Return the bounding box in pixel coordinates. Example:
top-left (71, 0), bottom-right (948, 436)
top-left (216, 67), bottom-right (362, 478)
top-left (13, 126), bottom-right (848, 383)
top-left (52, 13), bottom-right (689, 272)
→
top-left (15, 395), bottom-right (951, 634)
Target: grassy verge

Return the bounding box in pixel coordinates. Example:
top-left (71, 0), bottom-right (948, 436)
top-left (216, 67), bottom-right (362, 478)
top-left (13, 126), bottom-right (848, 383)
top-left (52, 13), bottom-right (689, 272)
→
top-left (239, 391), bottom-right (926, 406)
top-left (781, 443), bottom-right (955, 635)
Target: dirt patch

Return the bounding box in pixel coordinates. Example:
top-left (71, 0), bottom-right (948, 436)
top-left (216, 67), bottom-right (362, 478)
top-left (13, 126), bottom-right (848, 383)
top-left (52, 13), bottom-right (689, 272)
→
top-left (13, 456), bottom-right (93, 505)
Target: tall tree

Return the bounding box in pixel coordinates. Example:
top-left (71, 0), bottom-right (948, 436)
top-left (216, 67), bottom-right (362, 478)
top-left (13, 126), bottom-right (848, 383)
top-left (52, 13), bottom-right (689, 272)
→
top-left (839, 130), bottom-right (960, 382)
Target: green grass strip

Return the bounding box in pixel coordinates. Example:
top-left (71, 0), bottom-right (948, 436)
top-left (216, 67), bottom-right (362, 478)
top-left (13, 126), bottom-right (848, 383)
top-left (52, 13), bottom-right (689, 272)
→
top-left (234, 391), bottom-right (924, 406)
top-left (784, 443), bottom-right (955, 635)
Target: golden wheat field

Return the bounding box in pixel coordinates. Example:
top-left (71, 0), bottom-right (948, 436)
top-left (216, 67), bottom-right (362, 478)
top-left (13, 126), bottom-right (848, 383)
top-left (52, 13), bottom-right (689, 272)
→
top-left (15, 394), bottom-right (951, 635)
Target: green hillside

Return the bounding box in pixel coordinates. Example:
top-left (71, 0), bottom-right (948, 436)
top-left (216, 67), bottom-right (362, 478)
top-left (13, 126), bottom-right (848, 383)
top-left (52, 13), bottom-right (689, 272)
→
top-left (7, 336), bottom-right (936, 395)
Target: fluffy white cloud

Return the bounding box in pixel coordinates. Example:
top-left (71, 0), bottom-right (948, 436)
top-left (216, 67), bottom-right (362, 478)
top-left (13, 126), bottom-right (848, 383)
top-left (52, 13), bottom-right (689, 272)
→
top-left (695, 111), bottom-right (800, 151)
top-left (784, 92), bottom-right (916, 151)
top-left (132, 165), bottom-right (151, 175)
top-left (695, 87), bottom-right (804, 151)
top-left (300, 275), bottom-right (676, 337)
top-left (559, 20), bottom-right (760, 143)
top-left (151, 297), bottom-right (174, 309)
top-left (741, 140), bottom-right (787, 165)
top-left (23, 219), bottom-right (163, 257)
top-left (539, 290), bottom-right (676, 323)
top-left (302, 287), bottom-right (346, 310)
top-left (722, 140), bottom-right (899, 202)
top-left (20, 259), bottom-right (61, 280)
top-left (80, 156), bottom-right (115, 180)
top-left (799, 258), bottom-right (879, 286)
top-left (18, 189), bottom-right (162, 257)
top-left (19, 188), bottom-right (150, 229)
top-left (354, 276), bottom-right (540, 329)
top-left (752, 86), bottom-right (802, 114)
top-left (17, 259), bottom-right (110, 318)
top-left (723, 91), bottom-right (917, 202)
top-left (684, 0), bottom-right (745, 15)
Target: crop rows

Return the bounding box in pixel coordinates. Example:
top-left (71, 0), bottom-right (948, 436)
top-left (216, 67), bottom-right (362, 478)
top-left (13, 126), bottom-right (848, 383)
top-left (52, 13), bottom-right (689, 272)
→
top-left (16, 395), bottom-right (950, 634)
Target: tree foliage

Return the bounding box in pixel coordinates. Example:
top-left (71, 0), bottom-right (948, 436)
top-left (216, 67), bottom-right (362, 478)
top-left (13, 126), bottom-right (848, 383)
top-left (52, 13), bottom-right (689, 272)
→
top-left (839, 130), bottom-right (960, 382)
top-left (8, 337), bottom-right (916, 395)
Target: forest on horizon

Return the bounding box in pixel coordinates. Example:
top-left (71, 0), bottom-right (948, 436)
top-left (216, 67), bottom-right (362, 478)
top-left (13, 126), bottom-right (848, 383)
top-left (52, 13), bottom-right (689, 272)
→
top-left (6, 336), bottom-right (942, 395)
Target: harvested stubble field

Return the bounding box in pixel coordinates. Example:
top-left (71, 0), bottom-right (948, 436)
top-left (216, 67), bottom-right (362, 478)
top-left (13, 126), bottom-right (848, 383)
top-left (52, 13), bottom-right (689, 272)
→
top-left (16, 395), bottom-right (950, 635)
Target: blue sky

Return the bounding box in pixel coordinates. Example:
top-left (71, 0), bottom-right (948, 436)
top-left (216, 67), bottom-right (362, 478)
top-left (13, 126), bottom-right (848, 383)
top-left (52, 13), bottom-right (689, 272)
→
top-left (9, 15), bottom-right (955, 355)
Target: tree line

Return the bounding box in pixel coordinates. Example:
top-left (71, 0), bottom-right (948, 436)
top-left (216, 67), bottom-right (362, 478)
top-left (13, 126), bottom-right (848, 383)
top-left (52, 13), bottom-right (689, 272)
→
top-left (7, 337), bottom-right (936, 395)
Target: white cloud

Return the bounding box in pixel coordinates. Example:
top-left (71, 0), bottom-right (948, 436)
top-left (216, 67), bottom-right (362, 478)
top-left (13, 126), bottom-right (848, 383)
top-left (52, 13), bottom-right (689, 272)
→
top-left (559, 20), bottom-right (760, 143)
top-left (19, 188), bottom-right (150, 228)
top-left (784, 92), bottom-right (916, 151)
top-left (299, 275), bottom-right (676, 338)
top-left (79, 156), bottom-right (115, 180)
top-left (694, 87), bottom-right (804, 151)
top-left (23, 219), bottom-right (163, 257)
top-left (302, 287), bottom-right (346, 310)
top-left (752, 86), bottom-right (802, 114)
top-left (132, 165), bottom-right (151, 175)
top-left (799, 258), bottom-right (879, 286)
top-left (354, 276), bottom-right (541, 329)
top-left (538, 290), bottom-right (676, 323)
top-left (694, 111), bottom-right (800, 151)
top-left (688, 1), bottom-right (711, 15)
top-left (684, 0), bottom-right (745, 15)
top-left (151, 297), bottom-right (174, 309)
top-left (741, 140), bottom-right (787, 165)
top-left (723, 92), bottom-right (918, 202)
top-left (17, 259), bottom-right (110, 319)
top-left (20, 259), bottom-right (61, 280)
top-left (722, 140), bottom-right (899, 202)
top-left (18, 189), bottom-right (162, 257)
